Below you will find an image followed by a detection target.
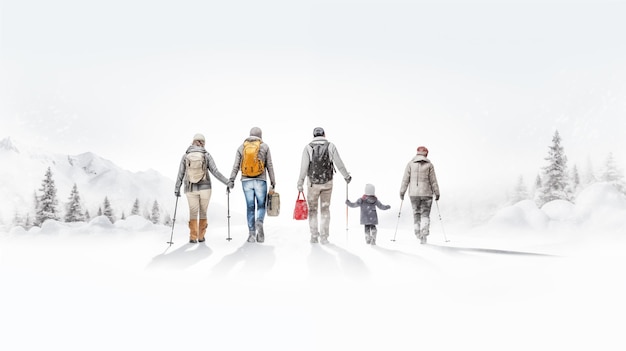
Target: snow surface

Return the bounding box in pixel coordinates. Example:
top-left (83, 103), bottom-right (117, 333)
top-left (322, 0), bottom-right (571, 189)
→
top-left (2, 183), bottom-right (625, 351)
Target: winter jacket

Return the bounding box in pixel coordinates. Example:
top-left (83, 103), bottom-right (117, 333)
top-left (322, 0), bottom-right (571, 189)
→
top-left (175, 145), bottom-right (229, 194)
top-left (400, 155), bottom-right (440, 198)
top-left (229, 136), bottom-right (276, 186)
top-left (297, 136), bottom-right (350, 189)
top-left (346, 195), bottom-right (391, 225)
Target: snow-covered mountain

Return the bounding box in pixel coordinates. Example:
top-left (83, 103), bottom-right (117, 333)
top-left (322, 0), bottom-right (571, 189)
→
top-left (0, 136), bottom-right (177, 225)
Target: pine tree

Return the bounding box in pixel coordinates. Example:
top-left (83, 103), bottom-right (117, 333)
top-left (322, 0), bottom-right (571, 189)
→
top-left (35, 167), bottom-right (60, 226)
top-left (583, 156), bottom-right (597, 185)
top-left (600, 152), bottom-right (625, 193)
top-left (65, 183), bottom-right (86, 222)
top-left (84, 210), bottom-right (91, 221)
top-left (538, 130), bottom-right (572, 206)
top-left (131, 199), bottom-right (140, 216)
top-left (570, 165), bottom-right (581, 195)
top-left (150, 200), bottom-right (161, 224)
top-left (512, 175), bottom-right (529, 203)
top-left (102, 197), bottom-right (115, 223)
top-left (13, 212), bottom-right (24, 228)
top-left (163, 213), bottom-right (172, 226)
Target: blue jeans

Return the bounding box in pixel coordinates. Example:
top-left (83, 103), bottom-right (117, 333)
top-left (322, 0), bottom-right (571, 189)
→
top-left (242, 179), bottom-right (267, 231)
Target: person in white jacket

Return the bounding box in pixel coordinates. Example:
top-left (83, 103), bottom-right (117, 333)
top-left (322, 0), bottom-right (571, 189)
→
top-left (399, 146), bottom-right (440, 244)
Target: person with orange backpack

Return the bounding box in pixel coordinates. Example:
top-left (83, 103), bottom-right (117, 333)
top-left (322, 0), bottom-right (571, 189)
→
top-left (228, 127), bottom-right (276, 243)
top-left (175, 133), bottom-right (230, 243)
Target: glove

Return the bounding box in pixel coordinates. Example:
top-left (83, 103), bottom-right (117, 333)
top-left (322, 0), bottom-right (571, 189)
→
top-left (227, 180), bottom-right (235, 189)
top-left (271, 181), bottom-right (276, 190)
top-left (435, 194), bottom-right (440, 201)
top-left (175, 190), bottom-right (180, 197)
top-left (297, 185), bottom-right (303, 192)
top-left (345, 199), bottom-right (350, 205)
top-left (345, 175), bottom-right (352, 184)
top-left (400, 193), bottom-right (404, 201)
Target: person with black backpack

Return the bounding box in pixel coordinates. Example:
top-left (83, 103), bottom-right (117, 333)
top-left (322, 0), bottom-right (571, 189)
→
top-left (175, 133), bottom-right (230, 243)
top-left (227, 127), bottom-right (276, 243)
top-left (297, 127), bottom-right (351, 244)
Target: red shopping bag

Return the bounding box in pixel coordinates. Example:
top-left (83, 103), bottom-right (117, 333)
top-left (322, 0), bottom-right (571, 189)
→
top-left (293, 191), bottom-right (308, 220)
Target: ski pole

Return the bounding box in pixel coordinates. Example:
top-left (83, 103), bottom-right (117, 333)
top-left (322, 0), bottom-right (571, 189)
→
top-left (226, 187), bottom-right (232, 241)
top-left (435, 199), bottom-right (449, 242)
top-left (392, 199), bottom-right (403, 242)
top-left (345, 182), bottom-right (349, 241)
top-left (167, 196), bottom-right (179, 246)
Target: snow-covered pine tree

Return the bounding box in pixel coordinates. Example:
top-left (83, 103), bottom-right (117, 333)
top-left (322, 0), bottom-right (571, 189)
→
top-left (511, 175), bottom-right (529, 203)
top-left (102, 197), bottom-right (115, 223)
top-left (569, 165), bottom-right (581, 195)
top-left (84, 209), bottom-right (91, 221)
top-left (35, 167), bottom-right (60, 226)
top-left (65, 183), bottom-right (86, 222)
top-left (12, 212), bottom-right (24, 228)
top-left (150, 200), bottom-right (161, 224)
top-left (538, 130), bottom-right (572, 206)
top-left (163, 213), bottom-right (172, 226)
top-left (131, 199), bottom-right (140, 216)
top-left (583, 156), bottom-right (597, 185)
top-left (600, 152), bottom-right (625, 194)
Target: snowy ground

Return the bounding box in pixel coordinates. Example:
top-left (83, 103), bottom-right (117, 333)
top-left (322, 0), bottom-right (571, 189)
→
top-left (2, 204), bottom-right (625, 351)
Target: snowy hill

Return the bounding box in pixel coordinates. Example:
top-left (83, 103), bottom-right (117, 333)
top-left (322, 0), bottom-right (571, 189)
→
top-left (0, 136), bottom-right (178, 225)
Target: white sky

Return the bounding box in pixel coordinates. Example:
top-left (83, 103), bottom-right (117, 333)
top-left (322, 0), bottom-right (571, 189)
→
top-left (2, 0), bottom-right (626, 201)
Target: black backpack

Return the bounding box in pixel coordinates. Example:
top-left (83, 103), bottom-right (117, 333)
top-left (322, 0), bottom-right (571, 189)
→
top-left (308, 141), bottom-right (333, 184)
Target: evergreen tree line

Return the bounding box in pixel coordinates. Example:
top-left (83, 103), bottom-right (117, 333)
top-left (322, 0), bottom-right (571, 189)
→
top-left (12, 167), bottom-right (171, 229)
top-left (511, 130), bottom-right (626, 206)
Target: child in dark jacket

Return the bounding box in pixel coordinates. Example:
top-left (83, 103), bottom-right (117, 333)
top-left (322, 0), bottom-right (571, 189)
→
top-left (345, 184), bottom-right (391, 245)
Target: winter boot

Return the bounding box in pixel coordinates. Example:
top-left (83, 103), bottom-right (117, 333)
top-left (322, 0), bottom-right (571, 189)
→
top-left (310, 235), bottom-right (319, 244)
top-left (198, 218), bottom-right (208, 242)
top-left (189, 220), bottom-right (199, 243)
top-left (255, 220), bottom-right (265, 243)
top-left (370, 228), bottom-right (377, 245)
top-left (414, 218), bottom-right (421, 242)
top-left (320, 236), bottom-right (329, 245)
top-left (247, 230), bottom-right (256, 243)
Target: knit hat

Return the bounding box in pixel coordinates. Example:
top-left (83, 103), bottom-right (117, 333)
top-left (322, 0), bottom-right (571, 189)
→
top-left (416, 146), bottom-right (428, 156)
top-left (250, 127), bottom-right (262, 138)
top-left (365, 184), bottom-right (375, 196)
top-left (193, 133), bottom-right (205, 142)
top-left (313, 127), bottom-right (325, 137)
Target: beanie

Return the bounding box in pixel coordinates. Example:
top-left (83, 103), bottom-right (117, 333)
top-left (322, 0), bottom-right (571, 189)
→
top-left (365, 184), bottom-right (375, 196)
top-left (250, 127), bottom-right (262, 139)
top-left (193, 133), bottom-right (205, 142)
top-left (416, 146), bottom-right (428, 156)
top-left (313, 127), bottom-right (325, 137)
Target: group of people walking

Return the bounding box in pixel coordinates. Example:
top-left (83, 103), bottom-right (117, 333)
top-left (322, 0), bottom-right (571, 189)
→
top-left (174, 127), bottom-right (440, 246)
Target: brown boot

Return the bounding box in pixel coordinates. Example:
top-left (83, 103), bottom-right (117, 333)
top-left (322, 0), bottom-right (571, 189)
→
top-left (189, 220), bottom-right (199, 243)
top-left (198, 219), bottom-right (208, 242)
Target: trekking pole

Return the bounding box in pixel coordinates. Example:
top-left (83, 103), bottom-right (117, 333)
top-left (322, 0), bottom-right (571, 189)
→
top-left (345, 182), bottom-right (349, 241)
top-left (391, 199), bottom-right (403, 242)
top-left (435, 199), bottom-right (450, 242)
top-left (167, 196), bottom-right (179, 246)
top-left (226, 187), bottom-right (232, 241)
